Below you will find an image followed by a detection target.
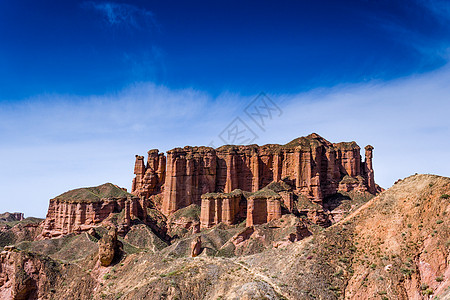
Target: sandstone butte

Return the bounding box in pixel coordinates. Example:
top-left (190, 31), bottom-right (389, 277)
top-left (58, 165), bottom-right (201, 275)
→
top-left (41, 133), bottom-right (381, 239)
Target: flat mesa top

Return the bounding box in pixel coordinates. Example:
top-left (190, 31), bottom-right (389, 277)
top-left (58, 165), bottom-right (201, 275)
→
top-left (168, 133), bottom-right (361, 154)
top-left (53, 183), bottom-right (131, 203)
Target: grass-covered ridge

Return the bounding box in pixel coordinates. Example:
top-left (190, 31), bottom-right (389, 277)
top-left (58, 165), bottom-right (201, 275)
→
top-left (53, 183), bottom-right (131, 203)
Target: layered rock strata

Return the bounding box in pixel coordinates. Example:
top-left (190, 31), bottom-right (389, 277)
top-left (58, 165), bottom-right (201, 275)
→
top-left (132, 133), bottom-right (378, 217)
top-left (41, 183), bottom-right (147, 238)
top-left (0, 213), bottom-right (24, 222)
top-left (246, 189), bottom-right (282, 227)
top-left (200, 187), bottom-right (283, 228)
top-left (0, 246), bottom-right (53, 299)
top-left (200, 190), bottom-right (244, 228)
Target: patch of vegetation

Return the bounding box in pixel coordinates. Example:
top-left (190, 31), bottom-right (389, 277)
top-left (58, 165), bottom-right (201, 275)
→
top-left (215, 245), bottom-right (235, 258)
top-left (169, 204), bottom-right (201, 222)
top-left (423, 288), bottom-right (433, 295)
top-left (53, 183), bottom-right (131, 203)
top-left (440, 194), bottom-right (450, 199)
top-left (120, 238), bottom-right (142, 255)
top-left (401, 268), bottom-right (413, 278)
top-left (0, 231), bottom-right (16, 248)
top-left (160, 267), bottom-right (184, 278)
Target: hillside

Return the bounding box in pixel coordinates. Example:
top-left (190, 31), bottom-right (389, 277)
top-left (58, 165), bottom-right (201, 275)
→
top-left (0, 174), bottom-right (448, 299)
top-left (53, 183), bottom-right (131, 203)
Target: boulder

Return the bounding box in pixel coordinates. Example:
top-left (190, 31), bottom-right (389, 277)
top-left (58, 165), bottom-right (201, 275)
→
top-left (98, 227), bottom-right (121, 267)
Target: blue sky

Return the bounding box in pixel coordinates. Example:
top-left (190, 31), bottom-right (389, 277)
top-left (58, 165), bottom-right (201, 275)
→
top-left (1, 0), bottom-right (450, 217)
top-left (2, 0), bottom-right (450, 98)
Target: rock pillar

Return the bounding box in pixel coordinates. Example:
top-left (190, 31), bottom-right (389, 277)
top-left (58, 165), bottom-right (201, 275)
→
top-left (365, 145), bottom-right (375, 194)
top-left (251, 154), bottom-right (260, 192)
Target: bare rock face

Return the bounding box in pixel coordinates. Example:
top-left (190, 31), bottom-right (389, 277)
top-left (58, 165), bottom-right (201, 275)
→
top-left (41, 183), bottom-right (147, 238)
top-left (132, 151), bottom-right (166, 201)
top-left (190, 236), bottom-right (202, 257)
top-left (200, 190), bottom-right (244, 229)
top-left (132, 133), bottom-right (380, 219)
top-left (0, 213), bottom-right (24, 222)
top-left (0, 247), bottom-right (52, 299)
top-left (246, 189), bottom-right (282, 227)
top-left (98, 227), bottom-right (121, 267)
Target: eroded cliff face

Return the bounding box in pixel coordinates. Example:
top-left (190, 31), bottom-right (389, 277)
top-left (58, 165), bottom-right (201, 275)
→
top-left (0, 246), bottom-right (57, 300)
top-left (0, 213), bottom-right (24, 222)
top-left (132, 133), bottom-right (379, 217)
top-left (40, 184), bottom-right (148, 238)
top-left (40, 134), bottom-right (379, 240)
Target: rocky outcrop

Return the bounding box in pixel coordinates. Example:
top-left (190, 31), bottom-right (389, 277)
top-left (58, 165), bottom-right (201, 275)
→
top-left (41, 183), bottom-right (147, 238)
top-left (132, 151), bottom-right (166, 200)
top-left (98, 227), bottom-right (121, 267)
top-left (247, 189), bottom-right (282, 227)
top-left (162, 147), bottom-right (217, 215)
top-left (190, 236), bottom-right (202, 257)
top-left (166, 204), bottom-right (201, 237)
top-left (0, 220), bottom-right (42, 248)
top-left (132, 134), bottom-right (379, 218)
top-left (200, 187), bottom-right (283, 228)
top-left (0, 213), bottom-right (24, 222)
top-left (0, 247), bottom-right (56, 299)
top-left (200, 190), bottom-right (244, 229)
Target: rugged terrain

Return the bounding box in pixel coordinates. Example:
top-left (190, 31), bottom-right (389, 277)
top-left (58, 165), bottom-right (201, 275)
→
top-left (0, 174), bottom-right (449, 299)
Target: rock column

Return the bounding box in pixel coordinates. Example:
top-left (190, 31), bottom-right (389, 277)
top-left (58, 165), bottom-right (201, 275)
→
top-left (365, 145), bottom-right (375, 194)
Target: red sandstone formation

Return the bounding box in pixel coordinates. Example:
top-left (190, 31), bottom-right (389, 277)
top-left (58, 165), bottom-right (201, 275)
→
top-left (132, 134), bottom-right (379, 221)
top-left (190, 236), bottom-right (202, 257)
top-left (200, 190), bottom-right (244, 229)
top-left (0, 212), bottom-right (24, 222)
top-left (41, 183), bottom-right (147, 238)
top-left (98, 227), bottom-right (121, 267)
top-left (0, 246), bottom-right (49, 299)
top-left (40, 134), bottom-right (379, 239)
top-left (246, 189), bottom-right (282, 227)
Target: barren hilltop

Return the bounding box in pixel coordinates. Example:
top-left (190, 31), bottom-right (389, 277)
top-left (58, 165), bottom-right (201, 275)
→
top-left (0, 134), bottom-right (448, 299)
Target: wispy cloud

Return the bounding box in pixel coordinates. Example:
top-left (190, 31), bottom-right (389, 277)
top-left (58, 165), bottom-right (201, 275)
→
top-left (364, 1), bottom-right (450, 65)
top-left (82, 1), bottom-right (157, 29)
top-left (416, 0), bottom-right (450, 24)
top-left (1, 65), bottom-right (450, 217)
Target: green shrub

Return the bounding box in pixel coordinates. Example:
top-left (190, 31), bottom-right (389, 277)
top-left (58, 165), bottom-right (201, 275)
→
top-left (401, 268), bottom-right (413, 278)
top-left (436, 276), bottom-right (444, 282)
top-left (440, 194), bottom-right (450, 199)
top-left (423, 288), bottom-right (433, 295)
top-left (436, 220), bottom-right (444, 224)
top-left (115, 292), bottom-right (123, 299)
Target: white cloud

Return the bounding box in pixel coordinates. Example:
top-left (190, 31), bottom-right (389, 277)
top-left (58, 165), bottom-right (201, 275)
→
top-left (1, 67), bottom-right (449, 218)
